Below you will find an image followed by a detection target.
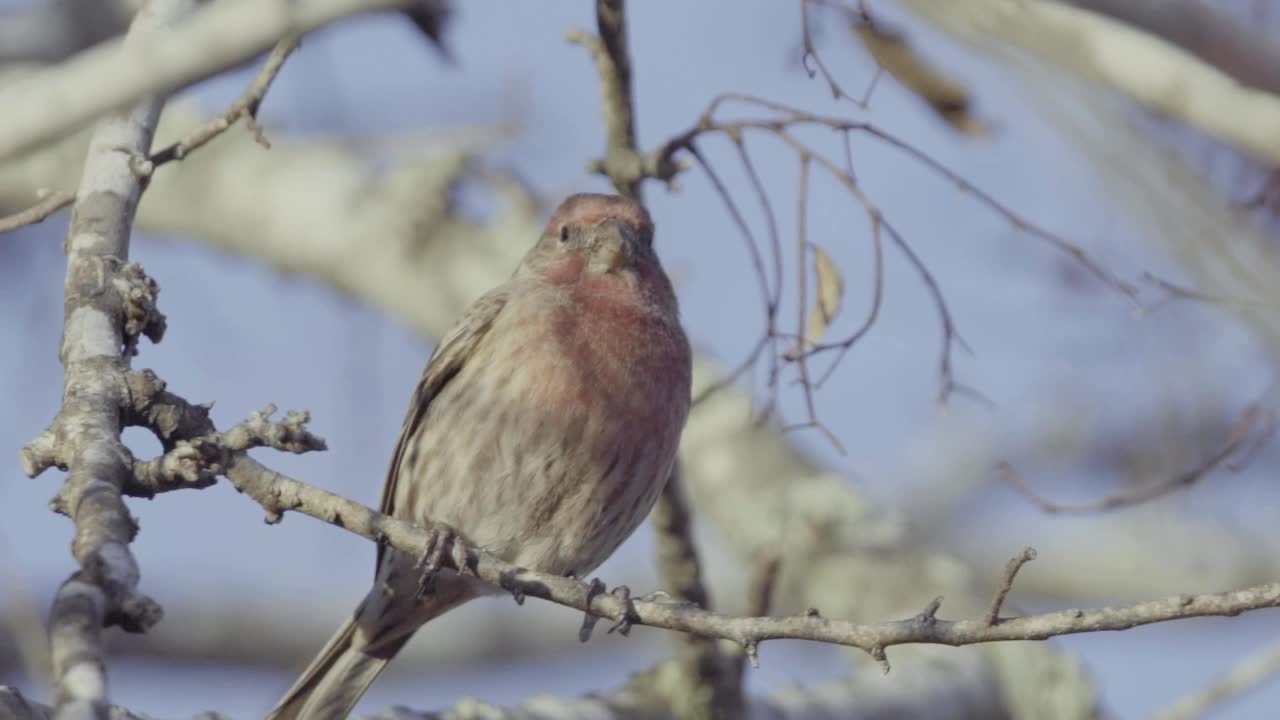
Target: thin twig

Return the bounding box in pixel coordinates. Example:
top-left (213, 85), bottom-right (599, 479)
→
top-left (661, 93), bottom-right (1140, 304)
top-left (1000, 401), bottom-right (1264, 514)
top-left (1156, 635), bottom-right (1280, 720)
top-left (779, 154), bottom-right (846, 453)
top-left (642, 90), bottom-right (1140, 417)
top-left (0, 190), bottom-right (74, 235)
top-left (799, 0), bottom-right (883, 109)
top-left (148, 36), bottom-right (300, 168)
top-left (984, 547), bottom-right (1037, 626)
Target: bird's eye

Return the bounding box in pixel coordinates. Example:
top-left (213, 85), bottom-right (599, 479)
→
top-left (559, 226), bottom-right (570, 243)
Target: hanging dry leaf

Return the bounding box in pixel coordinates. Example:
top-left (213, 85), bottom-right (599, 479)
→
top-left (809, 244), bottom-right (844, 343)
top-left (787, 245), bottom-right (845, 361)
top-left (854, 18), bottom-right (989, 136)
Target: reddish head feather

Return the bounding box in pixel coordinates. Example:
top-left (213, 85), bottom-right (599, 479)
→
top-left (543, 193), bottom-right (654, 240)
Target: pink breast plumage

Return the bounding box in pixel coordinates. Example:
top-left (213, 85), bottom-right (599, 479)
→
top-left (399, 285), bottom-right (690, 577)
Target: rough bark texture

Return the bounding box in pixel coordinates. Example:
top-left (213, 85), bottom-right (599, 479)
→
top-left (15, 2), bottom-right (197, 718)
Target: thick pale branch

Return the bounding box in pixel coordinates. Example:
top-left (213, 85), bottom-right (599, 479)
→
top-left (20, 3), bottom-right (196, 717)
top-left (1064, 0), bottom-right (1280, 97)
top-left (0, 0), bottom-right (413, 161)
top-left (901, 0), bottom-right (1280, 167)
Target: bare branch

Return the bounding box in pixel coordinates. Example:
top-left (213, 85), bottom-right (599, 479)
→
top-left (1063, 0), bottom-right (1280, 97)
top-left (799, 0), bottom-right (883, 109)
top-left (1156, 635), bottom-right (1280, 720)
top-left (128, 402), bottom-right (1280, 665)
top-left (148, 36), bottom-right (301, 168)
top-left (664, 94), bottom-right (1139, 304)
top-left (0, 0), bottom-right (415, 161)
top-left (901, 0), bottom-right (1280, 167)
top-left (1000, 399), bottom-right (1265, 514)
top-left (566, 0), bottom-right (684, 197)
top-left (18, 2), bottom-right (199, 716)
top-left (984, 547), bottom-right (1037, 626)
top-left (0, 189), bottom-right (75, 235)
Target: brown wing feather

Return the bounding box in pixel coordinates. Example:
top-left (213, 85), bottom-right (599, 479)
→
top-left (375, 287), bottom-right (510, 570)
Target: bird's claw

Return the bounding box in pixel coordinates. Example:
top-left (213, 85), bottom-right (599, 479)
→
top-left (578, 577), bottom-right (608, 643)
top-left (607, 584), bottom-right (639, 637)
top-left (498, 570), bottom-right (528, 605)
top-left (414, 524), bottom-right (457, 599)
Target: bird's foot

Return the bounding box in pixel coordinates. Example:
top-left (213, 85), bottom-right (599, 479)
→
top-left (606, 584), bottom-right (639, 637)
top-left (579, 580), bottom-right (640, 641)
top-left (414, 524), bottom-right (458, 599)
top-left (578, 577), bottom-right (608, 642)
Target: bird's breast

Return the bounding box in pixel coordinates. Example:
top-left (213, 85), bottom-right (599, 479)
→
top-left (402, 291), bottom-right (690, 577)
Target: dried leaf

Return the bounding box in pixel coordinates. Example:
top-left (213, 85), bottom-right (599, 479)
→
top-left (854, 19), bottom-right (989, 136)
top-left (807, 245), bottom-right (844, 347)
top-left (785, 245), bottom-right (845, 362)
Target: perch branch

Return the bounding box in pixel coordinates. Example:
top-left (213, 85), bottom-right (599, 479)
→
top-left (120, 393), bottom-right (1280, 673)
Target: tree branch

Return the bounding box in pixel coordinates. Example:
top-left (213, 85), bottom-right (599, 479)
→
top-left (147, 36), bottom-right (300, 168)
top-left (1155, 635), bottom-right (1280, 720)
top-left (118, 391), bottom-right (1280, 673)
top-left (0, 189), bottom-right (75, 235)
top-left (566, 6), bottom-right (683, 196)
top-left (1063, 0), bottom-right (1280, 97)
top-left (0, 0), bottom-right (414, 161)
top-left (15, 2), bottom-right (200, 717)
top-left (900, 0), bottom-right (1280, 167)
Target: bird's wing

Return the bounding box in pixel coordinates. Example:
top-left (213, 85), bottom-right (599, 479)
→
top-left (375, 286), bottom-right (510, 569)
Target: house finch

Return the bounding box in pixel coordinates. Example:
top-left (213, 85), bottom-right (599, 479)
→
top-left (268, 193), bottom-right (692, 719)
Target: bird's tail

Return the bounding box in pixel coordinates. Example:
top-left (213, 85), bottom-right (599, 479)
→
top-left (267, 585), bottom-right (472, 720)
top-left (266, 615), bottom-right (407, 720)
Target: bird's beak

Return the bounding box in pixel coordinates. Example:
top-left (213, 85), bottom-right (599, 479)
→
top-left (589, 221), bottom-right (633, 274)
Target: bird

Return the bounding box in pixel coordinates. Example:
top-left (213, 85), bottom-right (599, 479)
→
top-left (267, 193), bottom-right (692, 719)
